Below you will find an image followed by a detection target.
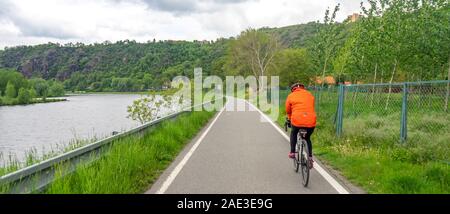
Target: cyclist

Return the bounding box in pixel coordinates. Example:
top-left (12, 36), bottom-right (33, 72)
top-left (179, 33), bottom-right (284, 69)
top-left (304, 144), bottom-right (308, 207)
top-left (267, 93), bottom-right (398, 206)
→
top-left (285, 83), bottom-right (316, 168)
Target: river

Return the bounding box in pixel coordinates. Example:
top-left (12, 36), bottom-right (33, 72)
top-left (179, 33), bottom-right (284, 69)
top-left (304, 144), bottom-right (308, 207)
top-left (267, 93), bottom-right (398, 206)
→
top-left (0, 94), bottom-right (144, 164)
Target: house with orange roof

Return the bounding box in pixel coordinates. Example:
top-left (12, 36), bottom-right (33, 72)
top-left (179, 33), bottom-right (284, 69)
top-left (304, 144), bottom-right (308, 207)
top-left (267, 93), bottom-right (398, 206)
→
top-left (315, 76), bottom-right (336, 85)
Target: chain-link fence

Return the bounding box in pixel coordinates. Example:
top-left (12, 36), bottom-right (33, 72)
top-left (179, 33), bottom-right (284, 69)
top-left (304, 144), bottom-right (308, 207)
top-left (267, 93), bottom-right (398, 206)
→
top-left (280, 80), bottom-right (449, 145)
top-left (327, 80), bottom-right (450, 144)
top-left (310, 85), bottom-right (339, 123)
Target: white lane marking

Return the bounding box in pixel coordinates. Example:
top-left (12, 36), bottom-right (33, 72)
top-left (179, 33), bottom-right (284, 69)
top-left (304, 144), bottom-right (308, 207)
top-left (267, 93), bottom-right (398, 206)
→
top-left (245, 100), bottom-right (350, 194)
top-left (156, 103), bottom-right (227, 194)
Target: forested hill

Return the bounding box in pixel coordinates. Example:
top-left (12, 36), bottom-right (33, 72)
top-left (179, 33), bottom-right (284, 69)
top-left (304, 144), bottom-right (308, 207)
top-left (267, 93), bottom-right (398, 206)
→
top-left (0, 22), bottom-right (324, 91)
top-left (261, 22), bottom-right (326, 48)
top-left (0, 39), bottom-right (227, 89)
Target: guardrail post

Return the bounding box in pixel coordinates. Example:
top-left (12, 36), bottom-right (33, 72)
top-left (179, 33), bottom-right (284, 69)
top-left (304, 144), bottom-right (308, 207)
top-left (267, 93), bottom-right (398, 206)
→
top-left (400, 83), bottom-right (408, 142)
top-left (336, 84), bottom-right (345, 137)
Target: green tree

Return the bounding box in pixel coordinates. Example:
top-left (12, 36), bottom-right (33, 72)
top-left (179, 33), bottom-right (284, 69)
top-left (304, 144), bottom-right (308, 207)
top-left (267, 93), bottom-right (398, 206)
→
top-left (31, 78), bottom-right (49, 100)
top-left (101, 78), bottom-right (112, 90)
top-left (0, 69), bottom-right (28, 96)
top-left (49, 82), bottom-right (65, 97)
top-left (308, 4), bottom-right (343, 87)
top-left (127, 95), bottom-right (167, 124)
top-left (89, 82), bottom-right (103, 92)
top-left (29, 88), bottom-right (37, 99)
top-left (274, 48), bottom-right (312, 86)
top-left (5, 81), bottom-right (16, 98)
top-left (17, 87), bottom-right (31, 104)
top-left (76, 80), bottom-right (88, 91)
top-left (142, 73), bottom-right (154, 90)
top-left (225, 28), bottom-right (281, 90)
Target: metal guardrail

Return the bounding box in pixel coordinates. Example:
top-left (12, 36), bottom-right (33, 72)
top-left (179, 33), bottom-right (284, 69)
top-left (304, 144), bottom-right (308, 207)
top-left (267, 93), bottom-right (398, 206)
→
top-left (0, 99), bottom-right (220, 193)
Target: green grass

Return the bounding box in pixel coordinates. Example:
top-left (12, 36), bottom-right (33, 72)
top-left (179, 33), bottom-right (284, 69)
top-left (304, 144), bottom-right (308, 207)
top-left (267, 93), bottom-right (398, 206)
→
top-left (310, 122), bottom-right (449, 194)
top-left (0, 136), bottom-right (102, 177)
top-left (272, 89), bottom-right (449, 194)
top-left (43, 110), bottom-right (215, 194)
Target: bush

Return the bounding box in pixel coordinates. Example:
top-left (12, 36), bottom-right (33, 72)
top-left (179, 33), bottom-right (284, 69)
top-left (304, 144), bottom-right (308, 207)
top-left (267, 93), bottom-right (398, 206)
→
top-left (17, 88), bottom-right (31, 104)
top-left (31, 78), bottom-right (49, 99)
top-left (29, 88), bottom-right (37, 99)
top-left (5, 81), bottom-right (16, 98)
top-left (49, 82), bottom-right (65, 97)
top-left (89, 82), bottom-right (103, 92)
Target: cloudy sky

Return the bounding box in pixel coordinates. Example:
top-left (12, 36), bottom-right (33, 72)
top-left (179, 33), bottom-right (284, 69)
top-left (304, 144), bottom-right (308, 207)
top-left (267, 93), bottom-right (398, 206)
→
top-left (0, 0), bottom-right (362, 49)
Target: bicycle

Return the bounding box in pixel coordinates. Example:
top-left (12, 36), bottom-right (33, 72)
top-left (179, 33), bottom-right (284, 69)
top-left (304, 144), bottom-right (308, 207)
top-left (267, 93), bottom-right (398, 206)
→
top-left (285, 118), bottom-right (310, 187)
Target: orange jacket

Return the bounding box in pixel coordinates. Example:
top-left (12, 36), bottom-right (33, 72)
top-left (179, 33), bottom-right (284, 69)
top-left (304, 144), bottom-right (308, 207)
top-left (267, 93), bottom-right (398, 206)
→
top-left (285, 88), bottom-right (316, 127)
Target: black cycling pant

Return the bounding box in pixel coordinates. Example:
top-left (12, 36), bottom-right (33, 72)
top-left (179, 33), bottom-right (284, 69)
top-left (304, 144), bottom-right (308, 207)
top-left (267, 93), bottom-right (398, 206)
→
top-left (290, 126), bottom-right (315, 157)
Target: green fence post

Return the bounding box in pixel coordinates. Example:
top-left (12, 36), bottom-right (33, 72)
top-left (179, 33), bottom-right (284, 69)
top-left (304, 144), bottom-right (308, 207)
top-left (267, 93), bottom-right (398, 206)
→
top-left (316, 87), bottom-right (321, 114)
top-left (400, 83), bottom-right (408, 142)
top-left (336, 84), bottom-right (345, 137)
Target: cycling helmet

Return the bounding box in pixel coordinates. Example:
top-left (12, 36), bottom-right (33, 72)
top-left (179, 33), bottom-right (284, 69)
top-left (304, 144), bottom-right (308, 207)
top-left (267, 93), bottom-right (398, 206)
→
top-left (290, 83), bottom-right (305, 92)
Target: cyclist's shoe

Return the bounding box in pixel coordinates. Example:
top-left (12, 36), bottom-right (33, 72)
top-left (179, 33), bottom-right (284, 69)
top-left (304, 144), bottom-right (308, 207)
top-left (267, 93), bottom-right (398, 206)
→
top-left (308, 157), bottom-right (314, 169)
top-left (288, 152), bottom-right (296, 159)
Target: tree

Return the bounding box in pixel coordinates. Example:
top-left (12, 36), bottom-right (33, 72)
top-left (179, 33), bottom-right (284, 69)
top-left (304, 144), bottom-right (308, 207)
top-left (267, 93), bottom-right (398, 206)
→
top-left (48, 82), bottom-right (65, 97)
top-left (89, 82), bottom-right (103, 92)
top-left (274, 48), bottom-right (312, 86)
top-left (0, 69), bottom-right (28, 96)
top-left (308, 4), bottom-right (343, 88)
top-left (127, 95), bottom-right (170, 124)
top-left (75, 80), bottom-right (88, 91)
top-left (31, 78), bottom-right (49, 100)
top-left (111, 78), bottom-right (131, 92)
top-left (5, 81), bottom-right (16, 98)
top-left (17, 87), bottom-right (31, 104)
top-left (142, 73), bottom-right (154, 89)
top-left (29, 88), bottom-right (37, 99)
top-left (225, 29), bottom-right (281, 90)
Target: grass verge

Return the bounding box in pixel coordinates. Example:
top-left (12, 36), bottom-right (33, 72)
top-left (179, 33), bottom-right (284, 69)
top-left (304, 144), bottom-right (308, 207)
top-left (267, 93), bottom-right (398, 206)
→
top-left (43, 110), bottom-right (215, 194)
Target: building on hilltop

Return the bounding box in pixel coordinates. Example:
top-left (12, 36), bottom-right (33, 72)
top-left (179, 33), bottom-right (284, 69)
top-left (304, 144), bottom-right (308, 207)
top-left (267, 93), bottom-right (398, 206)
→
top-left (347, 13), bottom-right (361, 23)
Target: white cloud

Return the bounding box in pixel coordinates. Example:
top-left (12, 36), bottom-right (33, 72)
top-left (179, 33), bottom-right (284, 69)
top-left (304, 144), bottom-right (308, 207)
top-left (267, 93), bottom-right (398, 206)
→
top-left (0, 0), bottom-right (363, 49)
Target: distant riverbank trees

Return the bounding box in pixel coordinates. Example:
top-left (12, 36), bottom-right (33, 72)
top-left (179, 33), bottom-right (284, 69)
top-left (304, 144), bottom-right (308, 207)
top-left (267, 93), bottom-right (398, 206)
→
top-left (0, 69), bottom-right (66, 105)
top-left (0, 40), bottom-right (227, 93)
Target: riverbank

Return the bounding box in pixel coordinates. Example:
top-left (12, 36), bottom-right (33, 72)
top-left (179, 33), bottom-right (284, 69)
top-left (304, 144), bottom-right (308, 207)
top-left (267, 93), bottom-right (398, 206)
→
top-left (67, 89), bottom-right (178, 96)
top-left (37, 110), bottom-right (216, 193)
top-left (0, 97), bottom-right (67, 106)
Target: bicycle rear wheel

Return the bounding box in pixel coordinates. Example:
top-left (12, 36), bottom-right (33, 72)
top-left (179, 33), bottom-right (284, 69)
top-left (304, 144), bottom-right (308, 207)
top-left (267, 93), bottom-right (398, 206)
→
top-left (300, 140), bottom-right (310, 187)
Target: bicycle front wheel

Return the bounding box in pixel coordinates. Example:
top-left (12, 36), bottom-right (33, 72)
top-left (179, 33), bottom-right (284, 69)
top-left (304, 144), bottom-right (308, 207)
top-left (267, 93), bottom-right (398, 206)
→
top-left (300, 141), bottom-right (310, 187)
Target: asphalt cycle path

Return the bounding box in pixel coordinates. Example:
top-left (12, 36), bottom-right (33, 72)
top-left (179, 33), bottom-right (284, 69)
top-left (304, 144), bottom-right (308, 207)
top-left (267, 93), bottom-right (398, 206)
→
top-left (147, 97), bottom-right (349, 194)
